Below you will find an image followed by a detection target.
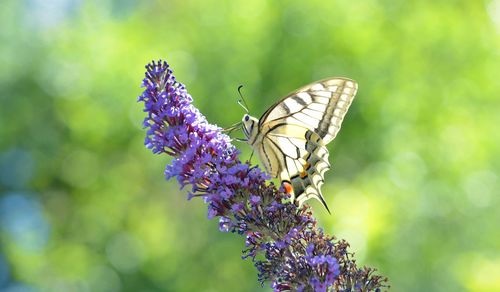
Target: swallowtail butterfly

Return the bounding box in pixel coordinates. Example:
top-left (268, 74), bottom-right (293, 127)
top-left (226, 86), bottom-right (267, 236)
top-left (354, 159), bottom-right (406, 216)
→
top-left (239, 78), bottom-right (357, 212)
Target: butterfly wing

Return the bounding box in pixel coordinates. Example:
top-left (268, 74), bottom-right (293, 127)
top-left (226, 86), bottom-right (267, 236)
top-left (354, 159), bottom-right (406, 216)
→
top-left (259, 77), bottom-right (357, 144)
top-left (256, 124), bottom-right (331, 210)
top-left (255, 78), bottom-right (357, 209)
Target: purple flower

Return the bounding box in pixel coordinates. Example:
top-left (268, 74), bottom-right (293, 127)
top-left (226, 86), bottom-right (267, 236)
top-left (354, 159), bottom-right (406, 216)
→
top-left (138, 60), bottom-right (388, 291)
top-left (219, 216), bottom-right (232, 232)
top-left (249, 195), bottom-right (261, 205)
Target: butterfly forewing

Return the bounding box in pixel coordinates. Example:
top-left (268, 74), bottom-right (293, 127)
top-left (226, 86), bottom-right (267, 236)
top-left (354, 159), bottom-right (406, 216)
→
top-left (259, 78), bottom-right (357, 144)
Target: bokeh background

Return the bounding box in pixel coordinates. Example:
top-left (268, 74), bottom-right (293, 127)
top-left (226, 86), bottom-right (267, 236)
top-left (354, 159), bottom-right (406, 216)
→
top-left (1, 0), bottom-right (499, 291)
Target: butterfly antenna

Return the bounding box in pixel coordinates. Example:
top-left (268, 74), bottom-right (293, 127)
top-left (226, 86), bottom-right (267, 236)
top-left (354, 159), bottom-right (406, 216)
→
top-left (237, 85), bottom-right (250, 113)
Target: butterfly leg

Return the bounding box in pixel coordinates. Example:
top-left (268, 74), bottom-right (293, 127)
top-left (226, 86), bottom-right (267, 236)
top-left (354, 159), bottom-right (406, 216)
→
top-left (223, 122), bottom-right (242, 133)
top-left (248, 164), bottom-right (259, 171)
top-left (248, 149), bottom-right (254, 163)
top-left (234, 137), bottom-right (248, 142)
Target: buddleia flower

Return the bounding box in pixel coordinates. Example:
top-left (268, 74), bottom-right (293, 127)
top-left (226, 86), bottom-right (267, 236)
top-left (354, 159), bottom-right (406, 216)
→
top-left (138, 60), bottom-right (388, 291)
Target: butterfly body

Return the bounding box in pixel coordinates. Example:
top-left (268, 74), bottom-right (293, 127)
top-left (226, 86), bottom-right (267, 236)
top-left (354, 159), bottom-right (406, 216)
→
top-left (241, 78), bottom-right (357, 211)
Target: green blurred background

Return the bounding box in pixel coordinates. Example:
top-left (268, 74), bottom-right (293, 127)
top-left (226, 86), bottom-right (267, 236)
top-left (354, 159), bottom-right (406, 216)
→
top-left (0, 0), bottom-right (499, 291)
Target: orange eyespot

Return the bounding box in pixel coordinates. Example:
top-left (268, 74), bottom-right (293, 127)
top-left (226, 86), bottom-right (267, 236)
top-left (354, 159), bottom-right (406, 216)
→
top-left (300, 171), bottom-right (307, 178)
top-left (283, 182), bottom-right (293, 194)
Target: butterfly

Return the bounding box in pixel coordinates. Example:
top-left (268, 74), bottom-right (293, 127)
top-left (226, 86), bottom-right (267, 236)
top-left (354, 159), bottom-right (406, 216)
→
top-left (236, 78), bottom-right (357, 212)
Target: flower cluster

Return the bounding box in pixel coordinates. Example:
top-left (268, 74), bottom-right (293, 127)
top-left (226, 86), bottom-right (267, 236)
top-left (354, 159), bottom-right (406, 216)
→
top-left (138, 60), bottom-right (388, 291)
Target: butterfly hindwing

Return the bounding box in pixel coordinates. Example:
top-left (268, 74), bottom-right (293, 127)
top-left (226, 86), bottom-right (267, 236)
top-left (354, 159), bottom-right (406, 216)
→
top-left (255, 123), bottom-right (306, 178)
top-left (258, 123), bottom-right (331, 210)
top-left (293, 130), bottom-right (331, 212)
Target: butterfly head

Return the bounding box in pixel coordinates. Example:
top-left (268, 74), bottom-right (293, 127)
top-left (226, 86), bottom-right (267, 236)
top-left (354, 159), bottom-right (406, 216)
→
top-left (242, 114), bottom-right (259, 144)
